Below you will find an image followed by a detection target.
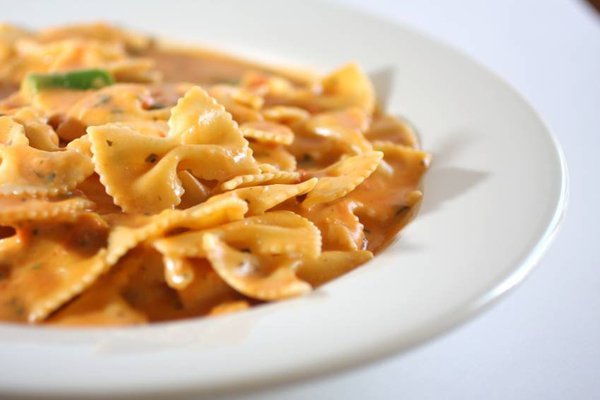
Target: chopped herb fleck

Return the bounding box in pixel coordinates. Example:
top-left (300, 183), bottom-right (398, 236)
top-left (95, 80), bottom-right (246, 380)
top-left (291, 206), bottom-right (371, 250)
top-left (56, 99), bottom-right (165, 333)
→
top-left (106, 139), bottom-right (113, 147)
top-left (30, 263), bottom-right (42, 270)
top-left (240, 248), bottom-right (251, 253)
top-left (33, 170), bottom-right (55, 182)
top-left (145, 153), bottom-right (158, 163)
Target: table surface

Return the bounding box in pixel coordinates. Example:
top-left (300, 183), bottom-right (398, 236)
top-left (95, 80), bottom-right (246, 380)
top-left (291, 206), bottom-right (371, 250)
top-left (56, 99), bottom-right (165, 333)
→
top-left (227, 0), bottom-right (600, 399)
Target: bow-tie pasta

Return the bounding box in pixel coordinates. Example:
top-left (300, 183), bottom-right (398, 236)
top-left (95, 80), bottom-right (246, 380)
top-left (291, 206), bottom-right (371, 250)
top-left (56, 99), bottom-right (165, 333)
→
top-left (0, 23), bottom-right (429, 326)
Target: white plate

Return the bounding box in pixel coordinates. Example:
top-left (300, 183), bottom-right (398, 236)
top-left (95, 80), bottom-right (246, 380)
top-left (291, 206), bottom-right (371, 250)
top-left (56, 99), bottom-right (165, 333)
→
top-left (0, 1), bottom-right (568, 398)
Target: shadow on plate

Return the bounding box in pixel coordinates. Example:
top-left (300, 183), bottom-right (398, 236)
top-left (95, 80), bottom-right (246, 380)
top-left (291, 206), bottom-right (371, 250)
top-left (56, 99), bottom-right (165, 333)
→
top-left (420, 166), bottom-right (489, 216)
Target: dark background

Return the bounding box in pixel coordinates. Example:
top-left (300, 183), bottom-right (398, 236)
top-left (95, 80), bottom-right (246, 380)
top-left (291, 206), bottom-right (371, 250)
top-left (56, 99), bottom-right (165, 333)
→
top-left (587, 0), bottom-right (600, 12)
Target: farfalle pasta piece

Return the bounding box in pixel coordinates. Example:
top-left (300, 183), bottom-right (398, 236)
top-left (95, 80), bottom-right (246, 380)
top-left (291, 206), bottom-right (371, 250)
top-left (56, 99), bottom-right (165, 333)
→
top-left (221, 170), bottom-right (300, 191)
top-left (0, 146), bottom-right (93, 196)
top-left (262, 105), bottom-right (310, 124)
top-left (302, 199), bottom-right (366, 251)
top-left (59, 83), bottom-right (188, 142)
top-left (49, 284), bottom-right (147, 326)
top-left (0, 214), bottom-right (108, 322)
top-left (10, 107), bottom-right (59, 150)
top-left (176, 258), bottom-right (242, 312)
top-left (153, 210), bottom-right (321, 297)
top-left (0, 115), bottom-right (28, 145)
top-left (105, 196), bottom-right (248, 266)
top-left (119, 255), bottom-right (182, 322)
top-left (73, 85), bottom-right (257, 212)
top-left (208, 178), bottom-right (317, 215)
top-left (0, 196), bottom-right (93, 224)
top-left (250, 142), bottom-right (297, 171)
top-left (107, 58), bottom-right (161, 83)
top-left (202, 233), bottom-right (312, 301)
top-left (169, 86), bottom-right (253, 147)
top-left (365, 115), bottom-right (419, 147)
top-left (154, 211), bottom-right (322, 260)
top-left (372, 141), bottom-right (430, 166)
top-left (303, 107), bottom-right (372, 155)
top-left (319, 63), bottom-right (375, 115)
top-left (88, 123), bottom-right (256, 213)
top-left (245, 64), bottom-right (374, 115)
top-left (177, 170), bottom-right (211, 209)
top-left (0, 116), bottom-right (94, 197)
top-left (109, 248), bottom-right (206, 322)
top-left (48, 250), bottom-right (148, 326)
top-left (240, 71), bottom-right (308, 105)
top-left (302, 151), bottom-right (383, 208)
top-left (156, 210), bottom-right (321, 298)
top-left (240, 121), bottom-right (294, 145)
top-left (207, 84), bottom-right (264, 123)
top-left (65, 134), bottom-right (92, 157)
top-left (208, 84), bottom-right (264, 109)
top-left (75, 174), bottom-right (122, 214)
top-left (347, 142), bottom-right (429, 244)
top-left (29, 90), bottom-right (89, 119)
top-left (88, 123), bottom-right (180, 212)
top-left (297, 250), bottom-right (373, 287)
top-left (67, 84), bottom-right (170, 130)
top-left (53, 246), bottom-right (192, 323)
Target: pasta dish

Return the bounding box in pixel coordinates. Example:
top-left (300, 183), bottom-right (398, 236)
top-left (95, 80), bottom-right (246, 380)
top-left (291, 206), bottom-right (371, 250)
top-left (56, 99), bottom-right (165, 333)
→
top-left (0, 23), bottom-right (429, 326)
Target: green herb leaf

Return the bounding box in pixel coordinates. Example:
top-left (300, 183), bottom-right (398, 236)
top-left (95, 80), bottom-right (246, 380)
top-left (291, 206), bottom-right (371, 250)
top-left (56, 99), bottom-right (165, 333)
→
top-left (25, 69), bottom-right (115, 93)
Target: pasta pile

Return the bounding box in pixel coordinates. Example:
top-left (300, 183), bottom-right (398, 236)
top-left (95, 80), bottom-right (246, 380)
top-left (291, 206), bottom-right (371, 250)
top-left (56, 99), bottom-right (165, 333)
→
top-left (0, 23), bottom-right (429, 326)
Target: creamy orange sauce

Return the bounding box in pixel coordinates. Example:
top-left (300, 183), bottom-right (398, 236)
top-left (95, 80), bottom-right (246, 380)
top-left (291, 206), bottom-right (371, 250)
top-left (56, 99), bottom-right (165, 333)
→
top-left (0, 24), bottom-right (428, 326)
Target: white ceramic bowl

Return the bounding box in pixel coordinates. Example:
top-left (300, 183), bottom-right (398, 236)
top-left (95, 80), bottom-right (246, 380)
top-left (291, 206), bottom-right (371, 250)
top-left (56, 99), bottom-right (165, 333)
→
top-left (0, 1), bottom-right (568, 398)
